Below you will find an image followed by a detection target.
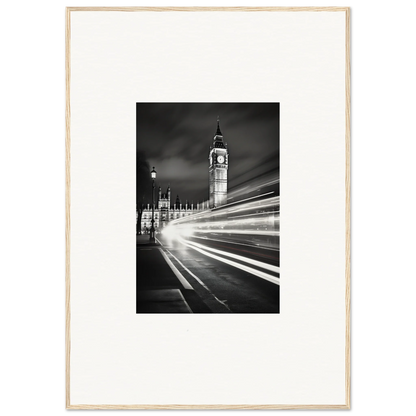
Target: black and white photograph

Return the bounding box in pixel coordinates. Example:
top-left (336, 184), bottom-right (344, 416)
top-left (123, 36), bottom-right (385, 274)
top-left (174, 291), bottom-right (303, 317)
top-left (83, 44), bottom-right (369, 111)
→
top-left (63, 7), bottom-right (352, 409)
top-left (136, 103), bottom-right (280, 313)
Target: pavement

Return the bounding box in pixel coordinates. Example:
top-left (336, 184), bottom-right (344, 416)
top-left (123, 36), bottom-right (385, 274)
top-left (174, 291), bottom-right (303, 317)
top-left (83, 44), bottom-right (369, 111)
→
top-left (136, 233), bottom-right (158, 246)
top-left (136, 234), bottom-right (210, 313)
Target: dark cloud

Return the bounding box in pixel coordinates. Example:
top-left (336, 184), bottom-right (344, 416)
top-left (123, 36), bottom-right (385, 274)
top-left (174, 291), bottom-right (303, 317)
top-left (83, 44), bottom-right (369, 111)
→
top-left (137, 103), bottom-right (279, 203)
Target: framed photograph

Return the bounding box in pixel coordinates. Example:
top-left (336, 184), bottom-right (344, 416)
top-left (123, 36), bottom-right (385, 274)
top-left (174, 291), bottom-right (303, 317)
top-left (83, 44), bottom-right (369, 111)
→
top-left (66, 7), bottom-right (350, 409)
top-left (136, 102), bottom-right (280, 314)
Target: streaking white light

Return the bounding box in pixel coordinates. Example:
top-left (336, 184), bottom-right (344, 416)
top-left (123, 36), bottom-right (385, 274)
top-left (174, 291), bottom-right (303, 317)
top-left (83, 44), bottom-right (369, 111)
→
top-left (179, 238), bottom-right (280, 286)
top-left (161, 225), bottom-right (177, 239)
top-left (191, 235), bottom-right (279, 252)
top-left (193, 229), bottom-right (279, 236)
top-left (182, 238), bottom-right (280, 274)
top-left (165, 195), bottom-right (280, 250)
top-left (162, 224), bottom-right (193, 239)
top-left (179, 226), bottom-right (194, 238)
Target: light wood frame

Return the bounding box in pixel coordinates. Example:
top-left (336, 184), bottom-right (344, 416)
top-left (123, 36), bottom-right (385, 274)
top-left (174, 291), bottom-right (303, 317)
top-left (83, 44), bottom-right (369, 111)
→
top-left (65, 6), bottom-right (350, 409)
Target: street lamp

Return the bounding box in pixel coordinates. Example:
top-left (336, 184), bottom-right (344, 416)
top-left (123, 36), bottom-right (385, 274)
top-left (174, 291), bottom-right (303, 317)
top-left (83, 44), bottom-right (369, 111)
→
top-left (149, 167), bottom-right (157, 243)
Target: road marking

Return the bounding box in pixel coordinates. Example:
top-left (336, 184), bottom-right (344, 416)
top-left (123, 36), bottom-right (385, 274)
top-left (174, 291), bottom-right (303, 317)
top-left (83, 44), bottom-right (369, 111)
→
top-left (158, 248), bottom-right (193, 290)
top-left (138, 289), bottom-right (192, 313)
top-left (177, 290), bottom-right (193, 313)
top-left (180, 239), bottom-right (280, 286)
top-left (156, 238), bottom-right (231, 312)
top-left (164, 247), bottom-right (231, 312)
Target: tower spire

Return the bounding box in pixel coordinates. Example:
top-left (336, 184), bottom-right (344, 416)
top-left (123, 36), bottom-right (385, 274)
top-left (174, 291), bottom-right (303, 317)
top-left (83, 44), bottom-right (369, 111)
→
top-left (216, 116), bottom-right (222, 136)
top-left (209, 116), bottom-right (228, 208)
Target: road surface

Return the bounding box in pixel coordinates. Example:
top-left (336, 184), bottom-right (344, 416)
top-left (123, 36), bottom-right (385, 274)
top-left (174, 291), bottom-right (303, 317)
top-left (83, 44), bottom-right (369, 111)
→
top-left (137, 233), bottom-right (279, 313)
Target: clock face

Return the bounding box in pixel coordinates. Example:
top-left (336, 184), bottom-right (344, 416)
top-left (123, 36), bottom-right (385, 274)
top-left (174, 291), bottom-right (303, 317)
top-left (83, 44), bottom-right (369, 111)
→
top-left (217, 155), bottom-right (225, 164)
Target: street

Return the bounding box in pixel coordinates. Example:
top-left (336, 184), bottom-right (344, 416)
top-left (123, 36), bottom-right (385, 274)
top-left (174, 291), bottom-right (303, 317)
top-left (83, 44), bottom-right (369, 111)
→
top-left (137, 233), bottom-right (279, 313)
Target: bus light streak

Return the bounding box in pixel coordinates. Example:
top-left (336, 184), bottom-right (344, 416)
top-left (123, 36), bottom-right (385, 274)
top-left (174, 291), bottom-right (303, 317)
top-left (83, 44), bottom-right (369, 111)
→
top-left (180, 238), bottom-right (280, 274)
top-left (179, 239), bottom-right (280, 286)
top-left (191, 235), bottom-right (279, 253)
top-left (162, 194), bottom-right (280, 252)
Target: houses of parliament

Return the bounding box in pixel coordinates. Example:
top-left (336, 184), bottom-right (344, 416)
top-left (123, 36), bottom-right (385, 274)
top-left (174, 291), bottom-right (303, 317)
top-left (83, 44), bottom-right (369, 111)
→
top-left (138, 118), bottom-right (229, 233)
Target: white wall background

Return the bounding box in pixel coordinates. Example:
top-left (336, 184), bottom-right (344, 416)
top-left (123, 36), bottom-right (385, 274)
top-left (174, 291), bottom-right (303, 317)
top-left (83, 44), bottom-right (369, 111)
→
top-left (69, 10), bottom-right (346, 406)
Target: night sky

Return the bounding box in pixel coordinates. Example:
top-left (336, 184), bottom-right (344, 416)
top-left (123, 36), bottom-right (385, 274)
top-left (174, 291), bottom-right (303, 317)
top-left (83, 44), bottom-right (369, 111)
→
top-left (136, 103), bottom-right (279, 204)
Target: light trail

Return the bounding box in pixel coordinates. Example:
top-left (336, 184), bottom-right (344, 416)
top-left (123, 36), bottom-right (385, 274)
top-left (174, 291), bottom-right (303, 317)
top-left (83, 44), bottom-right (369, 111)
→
top-left (227, 171), bottom-right (279, 201)
top-left (161, 194), bottom-right (280, 251)
top-left (192, 229), bottom-right (279, 236)
top-left (179, 238), bottom-right (280, 286)
top-left (169, 194), bottom-right (279, 226)
top-left (231, 210), bottom-right (280, 220)
top-left (213, 191), bottom-right (275, 210)
top-left (182, 238), bottom-right (280, 274)
top-left (191, 235), bottom-right (280, 253)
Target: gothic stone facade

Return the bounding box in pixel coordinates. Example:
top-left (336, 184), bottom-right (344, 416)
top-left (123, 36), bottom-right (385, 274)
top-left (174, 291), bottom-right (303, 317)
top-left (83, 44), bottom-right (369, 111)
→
top-left (137, 118), bottom-right (229, 232)
top-left (139, 188), bottom-right (209, 232)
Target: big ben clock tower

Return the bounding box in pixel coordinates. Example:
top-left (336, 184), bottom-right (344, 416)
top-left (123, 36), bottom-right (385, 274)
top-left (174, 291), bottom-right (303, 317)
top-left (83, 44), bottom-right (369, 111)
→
top-left (209, 117), bottom-right (229, 208)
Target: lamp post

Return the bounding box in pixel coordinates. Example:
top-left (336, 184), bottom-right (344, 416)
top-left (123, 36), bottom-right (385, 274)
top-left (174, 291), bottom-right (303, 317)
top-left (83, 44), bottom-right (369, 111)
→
top-left (149, 167), bottom-right (157, 243)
